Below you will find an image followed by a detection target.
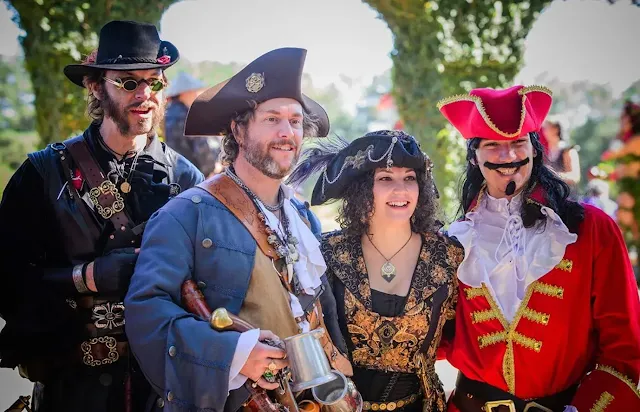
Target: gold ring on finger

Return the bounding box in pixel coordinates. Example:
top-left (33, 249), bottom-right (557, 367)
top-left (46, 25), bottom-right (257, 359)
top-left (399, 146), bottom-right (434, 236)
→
top-left (268, 361), bottom-right (277, 371)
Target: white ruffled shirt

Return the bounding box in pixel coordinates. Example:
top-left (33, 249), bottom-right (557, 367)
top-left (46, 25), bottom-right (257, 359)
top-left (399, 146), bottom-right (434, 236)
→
top-left (449, 192), bottom-right (577, 321)
top-left (227, 185), bottom-right (326, 391)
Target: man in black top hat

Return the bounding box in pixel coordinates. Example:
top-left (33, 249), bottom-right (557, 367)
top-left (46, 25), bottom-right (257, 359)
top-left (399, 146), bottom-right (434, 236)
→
top-left (0, 20), bottom-right (203, 412)
top-left (124, 47), bottom-right (352, 411)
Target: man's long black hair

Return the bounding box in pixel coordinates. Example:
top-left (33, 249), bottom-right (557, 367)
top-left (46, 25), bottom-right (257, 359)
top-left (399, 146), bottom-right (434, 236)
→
top-left (459, 131), bottom-right (585, 234)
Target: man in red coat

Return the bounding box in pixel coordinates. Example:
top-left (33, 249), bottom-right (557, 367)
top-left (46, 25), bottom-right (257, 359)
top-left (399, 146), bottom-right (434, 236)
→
top-left (438, 85), bottom-right (640, 411)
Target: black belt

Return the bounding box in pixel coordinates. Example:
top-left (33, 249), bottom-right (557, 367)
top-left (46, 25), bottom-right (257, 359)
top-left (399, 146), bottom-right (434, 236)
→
top-left (452, 374), bottom-right (577, 412)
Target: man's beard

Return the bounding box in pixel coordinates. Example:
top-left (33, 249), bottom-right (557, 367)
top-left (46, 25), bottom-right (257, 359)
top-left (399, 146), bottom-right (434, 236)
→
top-left (102, 90), bottom-right (165, 137)
top-left (242, 134), bottom-right (299, 180)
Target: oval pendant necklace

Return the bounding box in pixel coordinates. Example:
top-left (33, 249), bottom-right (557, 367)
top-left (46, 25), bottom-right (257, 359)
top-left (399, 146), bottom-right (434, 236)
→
top-left (366, 232), bottom-right (413, 283)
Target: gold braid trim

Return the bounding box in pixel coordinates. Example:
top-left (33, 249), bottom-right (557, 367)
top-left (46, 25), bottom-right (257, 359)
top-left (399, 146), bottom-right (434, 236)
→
top-left (532, 282), bottom-right (564, 299)
top-left (503, 341), bottom-right (516, 394)
top-left (521, 307), bottom-right (550, 326)
top-left (595, 364), bottom-right (640, 399)
top-left (471, 309), bottom-right (500, 324)
top-left (436, 85), bottom-right (552, 139)
top-left (590, 392), bottom-right (614, 412)
top-left (554, 259), bottom-right (573, 272)
top-left (478, 331), bottom-right (507, 348)
top-left (520, 85), bottom-right (553, 96)
top-left (468, 184), bottom-right (487, 213)
top-left (470, 281), bottom-right (558, 394)
top-left (511, 331), bottom-right (542, 352)
top-left (464, 287), bottom-right (487, 300)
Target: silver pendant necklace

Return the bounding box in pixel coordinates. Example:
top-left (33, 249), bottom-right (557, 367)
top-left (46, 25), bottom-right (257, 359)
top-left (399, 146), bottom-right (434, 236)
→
top-left (366, 232), bottom-right (413, 283)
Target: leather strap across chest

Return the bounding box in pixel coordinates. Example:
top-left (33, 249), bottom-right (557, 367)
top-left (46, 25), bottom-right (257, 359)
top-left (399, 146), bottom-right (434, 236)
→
top-left (197, 174), bottom-right (353, 376)
top-left (65, 135), bottom-right (133, 232)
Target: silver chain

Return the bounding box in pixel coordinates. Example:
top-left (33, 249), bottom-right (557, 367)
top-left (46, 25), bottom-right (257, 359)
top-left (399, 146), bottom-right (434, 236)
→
top-left (225, 167), bottom-right (284, 212)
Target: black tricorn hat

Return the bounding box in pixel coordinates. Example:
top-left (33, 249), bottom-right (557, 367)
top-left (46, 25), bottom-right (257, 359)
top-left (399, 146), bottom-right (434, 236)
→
top-left (184, 48), bottom-right (330, 137)
top-left (64, 20), bottom-right (179, 88)
top-left (292, 130), bottom-right (431, 206)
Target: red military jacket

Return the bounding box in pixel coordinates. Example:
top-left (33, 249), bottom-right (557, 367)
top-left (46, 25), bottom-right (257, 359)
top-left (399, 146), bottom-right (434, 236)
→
top-left (447, 188), bottom-right (640, 411)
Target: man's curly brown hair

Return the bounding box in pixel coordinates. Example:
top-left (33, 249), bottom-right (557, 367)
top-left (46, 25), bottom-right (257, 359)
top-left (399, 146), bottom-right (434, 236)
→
top-left (337, 168), bottom-right (440, 238)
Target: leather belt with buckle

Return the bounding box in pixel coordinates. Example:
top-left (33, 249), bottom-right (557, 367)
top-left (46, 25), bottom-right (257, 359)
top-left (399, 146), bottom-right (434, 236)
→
top-left (483, 399), bottom-right (552, 412)
top-left (79, 336), bottom-right (128, 367)
top-left (452, 373), bottom-right (576, 412)
top-left (363, 392), bottom-right (420, 411)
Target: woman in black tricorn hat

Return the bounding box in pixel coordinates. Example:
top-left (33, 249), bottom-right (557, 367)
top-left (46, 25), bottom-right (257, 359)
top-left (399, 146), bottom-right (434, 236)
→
top-left (288, 130), bottom-right (463, 412)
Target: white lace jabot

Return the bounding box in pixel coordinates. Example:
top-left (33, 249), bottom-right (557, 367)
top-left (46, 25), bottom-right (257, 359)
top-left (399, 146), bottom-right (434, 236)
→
top-left (449, 191), bottom-right (577, 321)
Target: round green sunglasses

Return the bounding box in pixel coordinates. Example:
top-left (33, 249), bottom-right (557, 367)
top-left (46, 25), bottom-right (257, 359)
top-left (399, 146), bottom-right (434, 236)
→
top-left (103, 76), bottom-right (166, 92)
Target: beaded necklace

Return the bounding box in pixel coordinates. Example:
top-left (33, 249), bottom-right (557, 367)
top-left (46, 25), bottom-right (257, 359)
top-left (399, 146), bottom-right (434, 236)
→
top-left (225, 167), bottom-right (302, 293)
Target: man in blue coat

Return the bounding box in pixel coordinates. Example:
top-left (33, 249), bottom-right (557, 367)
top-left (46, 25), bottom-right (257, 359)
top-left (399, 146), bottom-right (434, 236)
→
top-left (125, 48), bottom-right (351, 411)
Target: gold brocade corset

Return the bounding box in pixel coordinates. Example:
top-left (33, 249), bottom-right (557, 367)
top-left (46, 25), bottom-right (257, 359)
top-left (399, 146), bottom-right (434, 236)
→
top-left (344, 286), bottom-right (430, 373)
top-left (322, 231), bottom-right (463, 375)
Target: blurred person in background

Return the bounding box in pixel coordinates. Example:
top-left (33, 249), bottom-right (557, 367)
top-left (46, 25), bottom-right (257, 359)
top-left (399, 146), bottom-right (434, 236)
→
top-left (542, 120), bottom-right (581, 191)
top-left (582, 178), bottom-right (617, 220)
top-left (165, 71), bottom-right (222, 177)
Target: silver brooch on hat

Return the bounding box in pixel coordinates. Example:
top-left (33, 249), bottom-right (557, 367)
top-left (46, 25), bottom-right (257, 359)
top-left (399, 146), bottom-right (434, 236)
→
top-left (245, 73), bottom-right (265, 93)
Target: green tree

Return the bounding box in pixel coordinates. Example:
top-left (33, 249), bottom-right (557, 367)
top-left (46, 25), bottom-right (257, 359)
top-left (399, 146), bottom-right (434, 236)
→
top-left (4, 0), bottom-right (179, 148)
top-left (362, 0), bottom-right (549, 216)
top-left (0, 55), bottom-right (34, 131)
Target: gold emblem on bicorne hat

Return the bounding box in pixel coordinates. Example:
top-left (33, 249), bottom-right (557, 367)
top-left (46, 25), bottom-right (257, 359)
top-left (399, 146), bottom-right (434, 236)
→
top-left (245, 73), bottom-right (265, 93)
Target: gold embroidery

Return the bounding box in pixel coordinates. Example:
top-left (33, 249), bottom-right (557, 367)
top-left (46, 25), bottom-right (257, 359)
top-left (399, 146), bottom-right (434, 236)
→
top-left (532, 282), bottom-right (564, 298)
top-left (447, 244), bottom-right (464, 266)
top-left (325, 230), bottom-right (458, 390)
top-left (464, 287), bottom-right (487, 300)
top-left (471, 282), bottom-right (547, 394)
top-left (521, 307), bottom-right (550, 325)
top-left (343, 285), bottom-right (431, 373)
top-left (590, 392), bottom-right (614, 412)
top-left (479, 285), bottom-right (510, 329)
top-left (595, 365), bottom-right (640, 398)
top-left (431, 265), bottom-right (448, 285)
top-left (555, 259), bottom-right (573, 272)
top-left (478, 331), bottom-right (507, 348)
top-left (338, 251), bottom-right (351, 264)
top-left (503, 341), bottom-right (516, 394)
top-left (471, 309), bottom-right (500, 324)
top-left (511, 331), bottom-right (542, 352)
top-left (468, 184), bottom-right (487, 213)
top-left (436, 86), bottom-right (552, 139)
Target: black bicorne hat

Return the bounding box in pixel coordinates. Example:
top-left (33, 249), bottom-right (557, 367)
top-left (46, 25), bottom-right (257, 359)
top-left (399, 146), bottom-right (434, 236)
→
top-left (64, 20), bottom-right (179, 88)
top-left (288, 130), bottom-right (434, 206)
top-left (184, 47), bottom-right (330, 138)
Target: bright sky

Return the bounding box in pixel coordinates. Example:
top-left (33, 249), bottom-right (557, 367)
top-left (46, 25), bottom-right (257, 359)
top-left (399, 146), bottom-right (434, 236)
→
top-left (1, 0), bottom-right (639, 96)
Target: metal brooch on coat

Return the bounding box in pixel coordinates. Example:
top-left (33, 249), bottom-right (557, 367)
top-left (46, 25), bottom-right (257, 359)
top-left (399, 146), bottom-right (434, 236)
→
top-left (92, 302), bottom-right (125, 330)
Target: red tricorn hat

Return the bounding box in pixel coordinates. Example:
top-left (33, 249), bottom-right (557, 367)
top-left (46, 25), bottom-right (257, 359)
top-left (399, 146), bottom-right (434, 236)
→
top-left (437, 85), bottom-right (553, 141)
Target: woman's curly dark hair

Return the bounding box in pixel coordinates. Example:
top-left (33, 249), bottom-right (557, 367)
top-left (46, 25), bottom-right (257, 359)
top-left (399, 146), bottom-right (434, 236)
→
top-left (337, 168), bottom-right (440, 238)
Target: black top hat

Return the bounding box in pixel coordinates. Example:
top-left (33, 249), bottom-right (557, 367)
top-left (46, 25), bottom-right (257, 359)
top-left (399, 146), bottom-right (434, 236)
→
top-left (184, 48), bottom-right (330, 138)
top-left (64, 20), bottom-right (179, 88)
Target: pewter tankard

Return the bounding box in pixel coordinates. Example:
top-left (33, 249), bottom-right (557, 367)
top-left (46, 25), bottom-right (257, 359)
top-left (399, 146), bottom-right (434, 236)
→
top-left (284, 328), bottom-right (336, 392)
top-left (311, 370), bottom-right (363, 412)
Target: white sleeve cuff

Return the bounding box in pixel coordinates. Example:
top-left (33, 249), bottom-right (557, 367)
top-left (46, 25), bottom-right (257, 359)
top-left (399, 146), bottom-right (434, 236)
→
top-left (228, 328), bottom-right (260, 391)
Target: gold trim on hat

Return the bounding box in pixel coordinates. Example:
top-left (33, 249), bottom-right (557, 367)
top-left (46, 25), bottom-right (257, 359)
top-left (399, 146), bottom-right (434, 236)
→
top-left (436, 85), bottom-right (553, 139)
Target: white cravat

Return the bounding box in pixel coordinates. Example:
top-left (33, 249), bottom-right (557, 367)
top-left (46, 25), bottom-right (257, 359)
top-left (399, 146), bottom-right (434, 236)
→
top-left (449, 192), bottom-right (577, 321)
